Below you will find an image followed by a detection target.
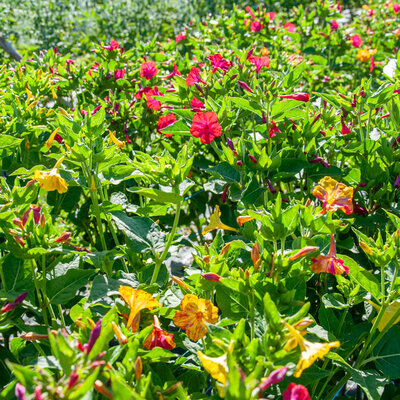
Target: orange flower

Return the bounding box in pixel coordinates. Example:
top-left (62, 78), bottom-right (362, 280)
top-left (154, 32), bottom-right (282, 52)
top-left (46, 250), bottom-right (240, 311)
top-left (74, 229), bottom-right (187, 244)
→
top-left (357, 48), bottom-right (377, 62)
top-left (311, 234), bottom-right (349, 275)
top-left (143, 316), bottom-right (176, 350)
top-left (236, 215), bottom-right (254, 226)
top-left (312, 176), bottom-right (353, 215)
top-left (173, 294), bottom-right (219, 341)
top-left (119, 286), bottom-right (160, 332)
top-left (284, 322), bottom-right (340, 378)
top-left (251, 242), bottom-right (261, 271)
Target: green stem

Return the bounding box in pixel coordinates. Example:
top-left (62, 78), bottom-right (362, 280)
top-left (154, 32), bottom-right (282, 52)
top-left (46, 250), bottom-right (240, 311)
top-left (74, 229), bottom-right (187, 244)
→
top-left (30, 259), bottom-right (49, 327)
top-left (58, 304), bottom-right (66, 329)
top-left (150, 202), bottom-right (182, 285)
top-left (250, 290), bottom-right (255, 340)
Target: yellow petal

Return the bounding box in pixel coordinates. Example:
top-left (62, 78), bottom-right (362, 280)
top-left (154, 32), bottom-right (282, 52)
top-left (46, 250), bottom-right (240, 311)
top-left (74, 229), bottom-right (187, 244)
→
top-left (46, 128), bottom-right (60, 148)
top-left (202, 205), bottom-right (238, 235)
top-left (197, 352), bottom-right (228, 385)
top-left (368, 300), bottom-right (400, 332)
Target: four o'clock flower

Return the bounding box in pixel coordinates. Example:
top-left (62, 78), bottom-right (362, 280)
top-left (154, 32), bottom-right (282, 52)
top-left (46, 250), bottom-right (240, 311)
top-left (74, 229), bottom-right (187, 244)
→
top-left (103, 40), bottom-right (119, 51)
top-left (186, 67), bottom-right (207, 86)
top-left (248, 55), bottom-right (270, 74)
top-left (163, 63), bottom-right (181, 79)
top-left (207, 53), bottom-right (232, 74)
top-left (279, 93), bottom-right (310, 102)
top-left (143, 315), bottom-right (176, 350)
top-left (259, 366), bottom-right (289, 392)
top-left (350, 34), bottom-right (363, 47)
top-left (140, 61), bottom-right (158, 80)
top-left (283, 383), bottom-right (310, 400)
top-left (1, 292), bottom-right (28, 313)
top-left (190, 111), bottom-right (222, 144)
top-left (173, 294), bottom-right (218, 341)
top-left (313, 176), bottom-right (354, 214)
top-left (311, 234), bottom-right (350, 275)
top-left (201, 205), bottom-right (238, 235)
top-left (201, 272), bottom-right (221, 281)
top-left (157, 114), bottom-right (176, 138)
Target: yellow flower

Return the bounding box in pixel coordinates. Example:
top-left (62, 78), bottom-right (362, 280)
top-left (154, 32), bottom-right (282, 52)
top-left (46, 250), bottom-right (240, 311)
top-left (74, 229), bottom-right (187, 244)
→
top-left (197, 351), bottom-right (228, 385)
top-left (367, 300), bottom-right (400, 332)
top-left (45, 128), bottom-right (60, 148)
top-left (202, 205), bottom-right (238, 235)
top-left (173, 294), bottom-right (219, 341)
top-left (284, 322), bottom-right (340, 378)
top-left (119, 286), bottom-right (160, 332)
top-left (34, 157), bottom-right (68, 194)
top-left (312, 176), bottom-right (353, 215)
top-left (108, 130), bottom-right (125, 149)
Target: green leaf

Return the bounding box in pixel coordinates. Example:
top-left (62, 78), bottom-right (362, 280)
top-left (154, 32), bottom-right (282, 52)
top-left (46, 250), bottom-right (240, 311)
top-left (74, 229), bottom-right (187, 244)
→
top-left (128, 188), bottom-right (182, 204)
top-left (0, 135), bottom-right (23, 149)
top-left (343, 255), bottom-right (382, 300)
top-left (241, 176), bottom-right (265, 204)
top-left (228, 97), bottom-right (262, 116)
top-left (110, 211), bottom-right (165, 254)
top-left (161, 120), bottom-right (190, 135)
top-left (47, 269), bottom-right (94, 305)
top-left (263, 292), bottom-right (280, 329)
top-left (208, 162), bottom-right (240, 183)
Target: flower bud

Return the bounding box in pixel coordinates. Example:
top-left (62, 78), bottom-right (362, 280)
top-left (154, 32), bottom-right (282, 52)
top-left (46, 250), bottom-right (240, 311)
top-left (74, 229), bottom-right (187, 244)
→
top-left (248, 154), bottom-right (257, 163)
top-left (201, 273), bottom-right (221, 282)
top-left (289, 246), bottom-right (319, 261)
top-left (244, 269), bottom-right (250, 279)
top-left (220, 242), bottom-right (231, 256)
top-left (359, 241), bottom-right (373, 255)
top-left (236, 215), bottom-right (254, 226)
top-left (13, 218), bottom-right (24, 230)
top-left (171, 275), bottom-right (189, 290)
top-left (20, 332), bottom-right (49, 341)
top-left (86, 319), bottom-right (102, 355)
top-left (67, 371), bottom-right (79, 390)
top-left (134, 357), bottom-right (142, 380)
top-left (203, 255), bottom-right (210, 264)
top-left (14, 235), bottom-right (26, 247)
top-left (55, 232), bottom-right (71, 243)
top-left (94, 380), bottom-right (112, 399)
top-left (112, 322), bottom-right (128, 345)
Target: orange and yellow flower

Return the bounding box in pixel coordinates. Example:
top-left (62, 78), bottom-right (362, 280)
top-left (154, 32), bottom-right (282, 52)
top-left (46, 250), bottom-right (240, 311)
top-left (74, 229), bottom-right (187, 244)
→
top-left (284, 322), bottom-right (340, 378)
top-left (312, 176), bottom-right (353, 215)
top-left (119, 286), bottom-right (160, 332)
top-left (173, 294), bottom-right (219, 341)
top-left (311, 234), bottom-right (349, 275)
top-left (236, 215), bottom-right (254, 226)
top-left (143, 315), bottom-right (176, 350)
top-left (202, 205), bottom-right (238, 235)
top-left (357, 48), bottom-right (377, 62)
top-left (34, 156), bottom-right (68, 194)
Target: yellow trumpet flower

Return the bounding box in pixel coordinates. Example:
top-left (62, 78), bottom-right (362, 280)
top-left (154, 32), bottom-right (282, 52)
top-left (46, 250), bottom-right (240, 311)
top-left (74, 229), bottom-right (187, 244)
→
top-left (202, 205), bottom-right (238, 235)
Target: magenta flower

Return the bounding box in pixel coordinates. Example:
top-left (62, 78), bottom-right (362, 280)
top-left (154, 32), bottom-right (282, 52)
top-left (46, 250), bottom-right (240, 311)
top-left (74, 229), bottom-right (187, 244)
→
top-left (340, 117), bottom-right (351, 135)
top-left (140, 61), bottom-right (158, 80)
top-left (201, 273), bottom-right (221, 282)
top-left (1, 292), bottom-right (28, 313)
top-left (284, 22), bottom-right (296, 32)
top-left (207, 53), bottom-right (232, 74)
top-left (250, 20), bottom-right (263, 32)
top-left (269, 121), bottom-right (281, 138)
top-left (114, 68), bottom-right (125, 81)
top-left (190, 97), bottom-right (205, 112)
top-left (103, 40), bottom-right (119, 51)
top-left (186, 67), bottom-right (207, 86)
top-left (283, 383), bottom-right (310, 400)
top-left (15, 383), bottom-right (26, 400)
top-left (350, 34), bottom-right (363, 47)
top-left (163, 64), bottom-right (181, 79)
top-left (260, 366), bottom-right (289, 392)
top-left (86, 319), bottom-right (102, 355)
top-left (279, 93), bottom-right (309, 102)
top-left (248, 55), bottom-right (270, 74)
top-left (237, 81), bottom-right (253, 93)
top-left (145, 86), bottom-right (163, 111)
top-left (331, 20), bottom-right (339, 30)
top-left (175, 33), bottom-right (186, 43)
top-left (157, 114), bottom-right (176, 138)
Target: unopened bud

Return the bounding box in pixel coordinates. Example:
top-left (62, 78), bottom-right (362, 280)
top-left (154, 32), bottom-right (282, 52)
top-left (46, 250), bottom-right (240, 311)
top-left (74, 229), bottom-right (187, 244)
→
top-left (14, 235), bottom-right (26, 247)
top-left (94, 380), bottom-right (112, 399)
top-left (359, 241), bottom-right (373, 255)
top-left (203, 255), bottom-right (210, 264)
top-left (20, 332), bottom-right (49, 341)
top-left (112, 322), bottom-right (128, 345)
top-left (201, 273), bottom-right (221, 282)
top-left (134, 357), bottom-right (142, 380)
top-left (39, 213), bottom-right (46, 228)
top-left (13, 218), bottom-right (24, 230)
top-left (236, 215), bottom-right (254, 226)
top-left (171, 275), bottom-right (189, 291)
top-left (220, 243), bottom-right (231, 256)
top-left (244, 269), bottom-right (250, 279)
top-left (55, 232), bottom-right (71, 243)
top-left (289, 246), bottom-right (319, 261)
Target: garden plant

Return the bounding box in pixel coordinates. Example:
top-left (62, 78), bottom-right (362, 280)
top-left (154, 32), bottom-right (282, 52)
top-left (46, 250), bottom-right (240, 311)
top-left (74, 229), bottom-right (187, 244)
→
top-left (1, 0), bottom-right (400, 399)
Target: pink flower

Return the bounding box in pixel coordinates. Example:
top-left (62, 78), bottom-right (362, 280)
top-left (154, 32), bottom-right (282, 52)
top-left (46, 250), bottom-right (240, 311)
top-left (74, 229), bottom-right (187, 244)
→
top-left (190, 112), bottom-right (222, 144)
top-left (191, 97), bottom-right (205, 112)
top-left (145, 87), bottom-right (163, 111)
top-left (114, 68), bottom-right (125, 81)
top-left (351, 34), bottom-right (363, 47)
top-left (207, 53), bottom-right (232, 74)
top-left (250, 20), bottom-right (263, 32)
top-left (283, 383), bottom-right (310, 400)
top-left (265, 12), bottom-right (276, 20)
top-left (237, 80), bottom-right (253, 93)
top-left (186, 67), bottom-right (207, 86)
top-left (15, 383), bottom-right (27, 400)
top-left (201, 273), bottom-right (221, 281)
top-left (269, 121), bottom-right (281, 138)
top-left (331, 20), bottom-right (339, 31)
top-left (370, 56), bottom-right (375, 73)
top-left (284, 22), bottom-right (296, 32)
top-left (260, 367), bottom-right (289, 392)
top-left (340, 117), bottom-right (351, 135)
top-left (248, 56), bottom-right (270, 73)
top-left (22, 205), bottom-right (41, 226)
top-left (393, 3), bottom-right (400, 13)
top-left (163, 64), bottom-right (181, 79)
top-left (157, 114), bottom-right (176, 138)
top-left (2, 292), bottom-right (28, 313)
top-left (175, 33), bottom-right (186, 43)
top-left (140, 61), bottom-right (158, 80)
top-left (103, 40), bottom-right (119, 51)
top-left (279, 93), bottom-right (309, 102)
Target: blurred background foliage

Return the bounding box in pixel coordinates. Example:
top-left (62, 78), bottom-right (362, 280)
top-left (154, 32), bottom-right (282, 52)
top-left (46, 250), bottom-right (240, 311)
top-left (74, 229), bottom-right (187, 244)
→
top-left (1, 0), bottom-right (361, 59)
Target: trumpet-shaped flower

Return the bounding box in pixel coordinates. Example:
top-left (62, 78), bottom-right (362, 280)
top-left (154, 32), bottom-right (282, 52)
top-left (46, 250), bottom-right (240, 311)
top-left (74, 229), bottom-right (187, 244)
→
top-left (197, 352), bottom-right (228, 384)
top-left (173, 294), bottom-right (218, 341)
top-left (190, 111), bottom-right (222, 145)
top-left (119, 286), bottom-right (160, 332)
top-left (143, 316), bottom-right (176, 350)
top-left (157, 114), bottom-right (176, 138)
top-left (108, 130), bottom-right (125, 149)
top-left (186, 67), bottom-right (207, 86)
top-left (367, 300), bottom-right (400, 332)
top-left (207, 53), bottom-right (232, 74)
top-left (284, 322), bottom-right (340, 378)
top-left (311, 234), bottom-right (349, 275)
top-left (312, 176), bottom-right (353, 215)
top-left (283, 383), bottom-right (310, 400)
top-left (140, 61), bottom-right (158, 80)
top-left (248, 55), bottom-right (270, 74)
top-left (236, 215), bottom-right (254, 226)
top-left (34, 157), bottom-right (68, 194)
top-left (202, 205), bottom-right (238, 235)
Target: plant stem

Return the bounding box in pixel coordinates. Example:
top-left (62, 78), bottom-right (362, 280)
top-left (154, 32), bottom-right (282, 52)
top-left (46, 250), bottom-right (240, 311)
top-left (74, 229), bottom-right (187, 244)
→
top-left (30, 259), bottom-right (49, 327)
top-left (150, 202), bottom-right (181, 285)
